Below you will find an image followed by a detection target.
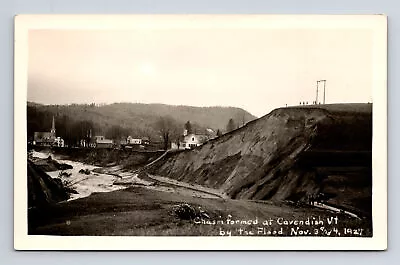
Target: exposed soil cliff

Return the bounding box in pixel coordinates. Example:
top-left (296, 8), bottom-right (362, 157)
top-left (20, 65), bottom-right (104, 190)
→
top-left (31, 146), bottom-right (164, 170)
top-left (149, 104), bottom-right (372, 216)
top-left (27, 160), bottom-right (70, 208)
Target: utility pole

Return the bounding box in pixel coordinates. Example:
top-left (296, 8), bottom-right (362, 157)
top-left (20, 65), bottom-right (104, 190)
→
top-left (316, 80), bottom-right (327, 104)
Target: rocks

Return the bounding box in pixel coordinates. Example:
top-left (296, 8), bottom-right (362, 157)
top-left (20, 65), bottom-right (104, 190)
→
top-left (58, 163), bottom-right (73, 170)
top-left (65, 187), bottom-right (79, 194)
top-left (34, 156), bottom-right (73, 172)
top-left (79, 169), bottom-right (91, 175)
top-left (58, 171), bottom-right (72, 178)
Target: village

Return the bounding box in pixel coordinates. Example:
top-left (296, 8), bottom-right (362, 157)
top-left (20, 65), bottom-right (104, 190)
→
top-left (31, 115), bottom-right (217, 151)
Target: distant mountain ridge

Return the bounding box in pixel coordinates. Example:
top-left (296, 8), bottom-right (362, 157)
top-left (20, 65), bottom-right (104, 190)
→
top-left (27, 102), bottom-right (257, 142)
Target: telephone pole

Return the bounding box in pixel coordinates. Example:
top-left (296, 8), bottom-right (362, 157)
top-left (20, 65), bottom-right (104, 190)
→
top-left (316, 80), bottom-right (327, 104)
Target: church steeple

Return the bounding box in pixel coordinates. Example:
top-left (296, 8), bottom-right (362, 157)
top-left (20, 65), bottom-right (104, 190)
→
top-left (50, 116), bottom-right (56, 137)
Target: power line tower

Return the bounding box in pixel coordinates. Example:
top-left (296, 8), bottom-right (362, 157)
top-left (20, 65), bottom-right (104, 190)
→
top-left (316, 80), bottom-right (327, 104)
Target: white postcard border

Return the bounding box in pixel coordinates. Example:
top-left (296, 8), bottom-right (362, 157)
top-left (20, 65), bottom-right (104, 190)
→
top-left (14, 14), bottom-right (387, 250)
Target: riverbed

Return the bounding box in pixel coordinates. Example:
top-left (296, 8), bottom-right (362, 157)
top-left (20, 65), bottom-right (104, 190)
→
top-left (32, 151), bottom-right (127, 201)
top-left (32, 151), bottom-right (222, 200)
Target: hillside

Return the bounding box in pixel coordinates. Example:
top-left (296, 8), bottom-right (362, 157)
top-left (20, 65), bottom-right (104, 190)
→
top-left (27, 102), bottom-right (256, 142)
top-left (148, 103), bottom-right (372, 217)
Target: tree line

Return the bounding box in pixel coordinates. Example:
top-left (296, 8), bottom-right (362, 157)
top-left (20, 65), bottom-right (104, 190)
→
top-left (28, 105), bottom-right (241, 149)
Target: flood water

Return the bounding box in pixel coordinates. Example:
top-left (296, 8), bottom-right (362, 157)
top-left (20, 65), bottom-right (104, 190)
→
top-left (32, 151), bottom-right (127, 201)
top-left (32, 150), bottom-right (221, 201)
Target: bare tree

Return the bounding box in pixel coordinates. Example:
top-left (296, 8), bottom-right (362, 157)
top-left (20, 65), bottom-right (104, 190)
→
top-left (106, 125), bottom-right (129, 141)
top-left (184, 121), bottom-right (192, 134)
top-left (155, 116), bottom-right (180, 150)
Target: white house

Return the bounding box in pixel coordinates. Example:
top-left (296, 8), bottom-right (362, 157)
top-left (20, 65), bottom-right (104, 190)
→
top-left (127, 136), bottom-right (142, 145)
top-left (179, 133), bottom-right (209, 149)
top-left (91, 135), bottom-right (113, 148)
top-left (54, 137), bottom-right (64, 147)
top-left (170, 129), bottom-right (211, 150)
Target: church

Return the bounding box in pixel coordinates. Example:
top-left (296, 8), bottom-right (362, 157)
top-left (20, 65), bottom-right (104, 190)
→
top-left (33, 116), bottom-right (64, 147)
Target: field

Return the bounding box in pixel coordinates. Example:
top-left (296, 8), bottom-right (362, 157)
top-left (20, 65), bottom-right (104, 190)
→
top-left (28, 185), bottom-right (372, 237)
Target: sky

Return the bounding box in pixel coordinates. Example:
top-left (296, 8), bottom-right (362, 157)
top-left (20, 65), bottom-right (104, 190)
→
top-left (28, 27), bottom-right (373, 117)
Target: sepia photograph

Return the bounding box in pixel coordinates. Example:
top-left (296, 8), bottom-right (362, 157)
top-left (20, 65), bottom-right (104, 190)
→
top-left (14, 15), bottom-right (387, 250)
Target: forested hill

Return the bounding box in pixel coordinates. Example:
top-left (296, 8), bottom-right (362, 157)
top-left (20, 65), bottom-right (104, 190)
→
top-left (27, 102), bottom-right (257, 144)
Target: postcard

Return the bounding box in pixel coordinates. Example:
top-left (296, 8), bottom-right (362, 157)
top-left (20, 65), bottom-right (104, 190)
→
top-left (14, 14), bottom-right (387, 250)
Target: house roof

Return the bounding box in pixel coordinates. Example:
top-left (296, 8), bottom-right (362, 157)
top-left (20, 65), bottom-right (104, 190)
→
top-left (97, 139), bottom-right (113, 144)
top-left (34, 132), bottom-right (54, 141)
top-left (128, 136), bottom-right (148, 140)
top-left (34, 132), bottom-right (52, 136)
top-left (183, 134), bottom-right (209, 142)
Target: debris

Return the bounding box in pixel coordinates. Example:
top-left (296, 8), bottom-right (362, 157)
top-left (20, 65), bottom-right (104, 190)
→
top-left (33, 156), bottom-right (73, 171)
top-left (79, 169), bottom-right (91, 175)
top-left (58, 171), bottom-right (72, 178)
top-left (171, 203), bottom-right (210, 220)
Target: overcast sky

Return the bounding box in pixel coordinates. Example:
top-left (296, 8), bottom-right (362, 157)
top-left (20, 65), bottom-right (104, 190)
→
top-left (28, 27), bottom-right (373, 117)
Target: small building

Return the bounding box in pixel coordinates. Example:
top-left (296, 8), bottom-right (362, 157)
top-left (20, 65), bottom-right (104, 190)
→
top-left (126, 136), bottom-right (150, 145)
top-left (181, 133), bottom-right (208, 149)
top-left (33, 132), bottom-right (55, 146)
top-left (92, 135), bottom-right (113, 148)
top-left (54, 137), bottom-right (64, 147)
top-left (142, 137), bottom-right (150, 145)
top-left (80, 139), bottom-right (89, 148)
top-left (96, 139), bottom-right (113, 148)
top-left (170, 128), bottom-right (211, 150)
top-left (127, 136), bottom-right (142, 145)
top-left (171, 142), bottom-right (179, 150)
top-left (94, 136), bottom-right (106, 142)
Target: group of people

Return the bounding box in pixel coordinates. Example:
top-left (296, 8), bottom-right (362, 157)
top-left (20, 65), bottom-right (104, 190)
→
top-left (307, 193), bottom-right (321, 205)
top-left (299, 101), bottom-right (322, 105)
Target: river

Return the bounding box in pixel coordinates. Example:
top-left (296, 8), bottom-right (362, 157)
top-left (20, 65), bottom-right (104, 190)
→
top-left (32, 151), bottom-right (222, 200)
top-left (32, 151), bottom-right (127, 201)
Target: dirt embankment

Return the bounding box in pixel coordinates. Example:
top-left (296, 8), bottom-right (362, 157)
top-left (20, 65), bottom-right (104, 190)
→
top-left (27, 160), bottom-right (70, 208)
top-left (31, 146), bottom-right (165, 170)
top-left (148, 104), bottom-right (372, 217)
top-left (32, 156), bottom-right (73, 172)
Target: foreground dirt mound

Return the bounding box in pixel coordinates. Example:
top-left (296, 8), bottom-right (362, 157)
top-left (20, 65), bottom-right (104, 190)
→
top-left (149, 104), bottom-right (372, 216)
top-left (27, 160), bottom-right (70, 208)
